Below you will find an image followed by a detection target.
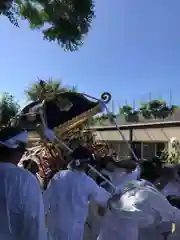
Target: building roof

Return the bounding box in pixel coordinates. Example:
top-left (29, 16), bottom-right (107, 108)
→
top-left (89, 109), bottom-right (180, 142)
top-left (91, 108), bottom-right (180, 129)
top-left (26, 109), bottom-right (180, 143)
top-left (94, 126), bottom-right (180, 142)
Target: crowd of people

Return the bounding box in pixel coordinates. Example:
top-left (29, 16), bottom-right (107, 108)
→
top-left (0, 126), bottom-right (180, 240)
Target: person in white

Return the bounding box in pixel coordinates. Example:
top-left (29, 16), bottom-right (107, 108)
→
top-left (98, 180), bottom-right (180, 240)
top-left (44, 146), bottom-right (118, 240)
top-left (0, 127), bottom-right (47, 240)
top-left (109, 160), bottom-right (141, 189)
top-left (159, 165), bottom-right (180, 197)
top-left (84, 158), bottom-right (113, 240)
top-left (19, 151), bottom-right (47, 192)
top-left (100, 160), bottom-right (141, 240)
top-left (85, 158), bottom-right (141, 240)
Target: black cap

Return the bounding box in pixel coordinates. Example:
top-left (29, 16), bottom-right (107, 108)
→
top-left (71, 145), bottom-right (95, 166)
top-left (114, 159), bottom-right (137, 170)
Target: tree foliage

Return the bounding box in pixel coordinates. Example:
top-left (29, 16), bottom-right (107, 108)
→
top-left (0, 92), bottom-right (20, 125)
top-left (91, 112), bottom-right (116, 125)
top-left (161, 138), bottom-right (180, 164)
top-left (1, 0), bottom-right (95, 51)
top-left (25, 79), bottom-right (67, 101)
top-left (91, 99), bottom-right (179, 125)
top-left (119, 100), bottom-right (178, 122)
top-left (119, 105), bottom-right (139, 122)
top-left (0, 0), bottom-right (19, 26)
top-left (139, 100), bottom-right (177, 119)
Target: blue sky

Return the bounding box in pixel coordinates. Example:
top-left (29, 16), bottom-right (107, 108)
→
top-left (1, 0), bottom-right (180, 109)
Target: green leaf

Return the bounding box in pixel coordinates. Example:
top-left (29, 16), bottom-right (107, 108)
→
top-left (0, 92), bottom-right (20, 125)
top-left (25, 78), bottom-right (73, 101)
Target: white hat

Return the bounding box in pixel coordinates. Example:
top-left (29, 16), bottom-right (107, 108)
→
top-left (0, 127), bottom-right (28, 149)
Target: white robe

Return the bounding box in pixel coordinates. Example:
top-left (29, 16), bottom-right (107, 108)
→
top-left (84, 168), bottom-right (112, 240)
top-left (161, 181), bottom-right (180, 197)
top-left (84, 202), bottom-right (103, 240)
top-left (98, 180), bottom-right (180, 240)
top-left (0, 162), bottom-right (46, 240)
top-left (112, 166), bottom-right (141, 190)
top-left (87, 166), bottom-right (141, 240)
top-left (106, 167), bottom-right (140, 240)
top-left (43, 169), bottom-right (110, 240)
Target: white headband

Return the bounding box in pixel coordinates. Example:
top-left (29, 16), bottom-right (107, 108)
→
top-left (0, 130), bottom-right (28, 149)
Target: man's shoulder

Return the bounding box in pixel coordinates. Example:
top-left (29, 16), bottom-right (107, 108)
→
top-left (2, 167), bottom-right (40, 198)
top-left (14, 166), bottom-right (31, 176)
top-left (53, 169), bottom-right (89, 181)
top-left (52, 169), bottom-right (69, 180)
top-left (12, 167), bottom-right (38, 185)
